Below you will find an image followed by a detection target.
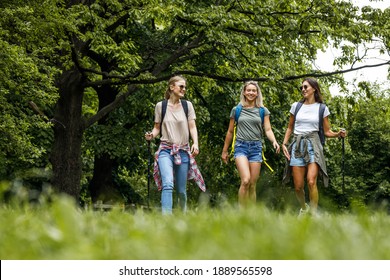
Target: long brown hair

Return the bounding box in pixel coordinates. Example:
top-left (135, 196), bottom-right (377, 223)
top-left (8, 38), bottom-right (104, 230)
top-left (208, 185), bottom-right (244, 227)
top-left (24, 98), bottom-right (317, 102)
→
top-left (164, 75), bottom-right (186, 100)
top-left (300, 77), bottom-right (323, 103)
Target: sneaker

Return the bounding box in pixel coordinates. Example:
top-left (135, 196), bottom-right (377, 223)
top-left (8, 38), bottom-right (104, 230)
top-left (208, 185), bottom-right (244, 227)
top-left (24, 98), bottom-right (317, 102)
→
top-left (311, 210), bottom-right (321, 219)
top-left (298, 203), bottom-right (310, 217)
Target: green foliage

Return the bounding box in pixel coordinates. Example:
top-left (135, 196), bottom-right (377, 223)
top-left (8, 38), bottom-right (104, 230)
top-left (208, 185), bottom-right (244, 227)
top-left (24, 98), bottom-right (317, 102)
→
top-left (319, 83), bottom-right (390, 211)
top-left (0, 40), bottom-right (57, 179)
top-left (345, 85), bottom-right (390, 206)
top-left (1, 195), bottom-right (390, 259)
top-left (1, 0), bottom-right (389, 209)
top-left (0, 1), bottom-right (60, 183)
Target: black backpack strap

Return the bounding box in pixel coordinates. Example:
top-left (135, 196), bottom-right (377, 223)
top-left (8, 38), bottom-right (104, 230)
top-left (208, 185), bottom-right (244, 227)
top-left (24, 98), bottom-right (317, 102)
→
top-left (318, 103), bottom-right (326, 146)
top-left (160, 99), bottom-right (189, 137)
top-left (294, 101), bottom-right (304, 117)
top-left (162, 99), bottom-right (188, 123)
top-left (161, 99), bottom-right (168, 123)
top-left (293, 101), bottom-right (326, 146)
top-left (292, 101), bottom-right (303, 132)
top-left (181, 99), bottom-right (188, 119)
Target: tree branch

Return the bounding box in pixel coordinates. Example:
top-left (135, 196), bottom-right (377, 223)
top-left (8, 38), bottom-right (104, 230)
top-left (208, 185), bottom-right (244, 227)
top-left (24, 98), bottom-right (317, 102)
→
top-left (86, 59), bottom-right (390, 88)
top-left (84, 84), bottom-right (138, 128)
top-left (83, 58), bottom-right (389, 128)
top-left (281, 60), bottom-right (390, 81)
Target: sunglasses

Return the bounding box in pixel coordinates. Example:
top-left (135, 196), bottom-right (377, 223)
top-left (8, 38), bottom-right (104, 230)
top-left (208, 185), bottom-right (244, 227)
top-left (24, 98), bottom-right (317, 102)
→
top-left (299, 85), bottom-right (309, 91)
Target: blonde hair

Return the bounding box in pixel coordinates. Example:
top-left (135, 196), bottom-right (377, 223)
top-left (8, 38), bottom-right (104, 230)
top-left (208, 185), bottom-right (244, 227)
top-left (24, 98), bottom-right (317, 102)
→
top-left (164, 75), bottom-right (187, 100)
top-left (239, 81), bottom-right (264, 107)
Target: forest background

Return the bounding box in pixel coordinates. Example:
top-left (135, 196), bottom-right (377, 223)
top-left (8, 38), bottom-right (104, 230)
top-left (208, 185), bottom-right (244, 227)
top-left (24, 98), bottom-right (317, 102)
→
top-left (1, 0), bottom-right (389, 213)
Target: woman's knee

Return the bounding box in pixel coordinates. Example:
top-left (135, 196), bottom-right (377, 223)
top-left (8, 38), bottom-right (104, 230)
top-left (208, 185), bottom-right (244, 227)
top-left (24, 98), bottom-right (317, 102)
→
top-left (177, 192), bottom-right (187, 201)
top-left (307, 177), bottom-right (317, 188)
top-left (240, 177), bottom-right (251, 187)
top-left (162, 184), bottom-right (174, 192)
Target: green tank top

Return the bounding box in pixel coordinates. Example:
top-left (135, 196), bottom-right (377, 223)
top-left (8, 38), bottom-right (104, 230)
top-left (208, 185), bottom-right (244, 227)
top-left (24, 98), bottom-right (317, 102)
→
top-left (230, 106), bottom-right (270, 141)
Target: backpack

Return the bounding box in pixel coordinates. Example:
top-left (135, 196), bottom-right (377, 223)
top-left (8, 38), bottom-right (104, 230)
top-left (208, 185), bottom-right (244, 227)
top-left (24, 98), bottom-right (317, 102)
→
top-left (293, 101), bottom-right (326, 146)
top-left (161, 99), bottom-right (188, 123)
top-left (160, 99), bottom-right (189, 138)
top-left (231, 104), bottom-right (274, 172)
top-left (234, 103), bottom-right (265, 124)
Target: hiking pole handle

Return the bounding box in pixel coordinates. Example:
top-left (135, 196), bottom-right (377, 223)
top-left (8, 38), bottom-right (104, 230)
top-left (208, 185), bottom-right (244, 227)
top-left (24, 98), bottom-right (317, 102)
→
top-left (340, 128), bottom-right (345, 158)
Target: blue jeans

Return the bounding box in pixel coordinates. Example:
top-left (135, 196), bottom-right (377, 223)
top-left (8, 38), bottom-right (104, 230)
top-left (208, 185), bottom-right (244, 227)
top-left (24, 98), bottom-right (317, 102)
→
top-left (158, 149), bottom-right (189, 214)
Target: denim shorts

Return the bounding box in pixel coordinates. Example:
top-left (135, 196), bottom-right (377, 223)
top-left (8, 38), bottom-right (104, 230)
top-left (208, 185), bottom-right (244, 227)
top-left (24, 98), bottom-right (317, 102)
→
top-left (289, 139), bottom-right (315, 166)
top-left (234, 140), bottom-right (263, 163)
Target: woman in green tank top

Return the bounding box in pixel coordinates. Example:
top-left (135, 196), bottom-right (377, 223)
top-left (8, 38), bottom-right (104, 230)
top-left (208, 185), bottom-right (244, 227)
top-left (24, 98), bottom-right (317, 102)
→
top-left (222, 81), bottom-right (280, 208)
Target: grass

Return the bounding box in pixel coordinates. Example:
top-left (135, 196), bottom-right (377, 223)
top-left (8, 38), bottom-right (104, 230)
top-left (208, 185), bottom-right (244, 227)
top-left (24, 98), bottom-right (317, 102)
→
top-left (1, 195), bottom-right (390, 260)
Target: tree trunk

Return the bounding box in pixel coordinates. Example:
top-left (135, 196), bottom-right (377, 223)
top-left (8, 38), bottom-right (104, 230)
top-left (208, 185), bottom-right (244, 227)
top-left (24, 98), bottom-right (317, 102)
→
top-left (88, 84), bottom-right (122, 203)
top-left (50, 69), bottom-right (85, 201)
top-left (89, 153), bottom-right (123, 203)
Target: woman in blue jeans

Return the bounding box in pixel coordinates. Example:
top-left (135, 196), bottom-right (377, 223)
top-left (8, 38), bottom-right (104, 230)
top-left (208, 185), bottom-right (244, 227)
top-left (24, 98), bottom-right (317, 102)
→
top-left (221, 81), bottom-right (280, 207)
top-left (145, 76), bottom-right (205, 214)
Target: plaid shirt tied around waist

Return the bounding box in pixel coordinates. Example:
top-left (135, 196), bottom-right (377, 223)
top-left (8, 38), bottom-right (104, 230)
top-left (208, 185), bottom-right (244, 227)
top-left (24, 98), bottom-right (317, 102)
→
top-left (153, 142), bottom-right (206, 192)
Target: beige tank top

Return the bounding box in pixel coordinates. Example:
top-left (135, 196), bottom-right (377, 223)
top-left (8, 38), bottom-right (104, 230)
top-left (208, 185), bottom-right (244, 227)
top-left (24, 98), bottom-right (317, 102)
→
top-left (154, 100), bottom-right (196, 145)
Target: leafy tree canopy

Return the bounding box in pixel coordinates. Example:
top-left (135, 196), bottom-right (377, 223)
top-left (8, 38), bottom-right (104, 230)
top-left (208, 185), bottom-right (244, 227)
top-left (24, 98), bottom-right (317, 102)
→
top-left (1, 0), bottom-right (389, 205)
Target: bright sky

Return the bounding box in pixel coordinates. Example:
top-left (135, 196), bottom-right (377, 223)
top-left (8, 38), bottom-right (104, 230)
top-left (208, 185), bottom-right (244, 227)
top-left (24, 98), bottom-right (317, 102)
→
top-left (315, 0), bottom-right (390, 95)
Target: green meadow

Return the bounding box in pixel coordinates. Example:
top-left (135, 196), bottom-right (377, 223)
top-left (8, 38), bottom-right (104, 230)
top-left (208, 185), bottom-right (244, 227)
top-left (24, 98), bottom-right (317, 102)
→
top-left (1, 195), bottom-right (390, 260)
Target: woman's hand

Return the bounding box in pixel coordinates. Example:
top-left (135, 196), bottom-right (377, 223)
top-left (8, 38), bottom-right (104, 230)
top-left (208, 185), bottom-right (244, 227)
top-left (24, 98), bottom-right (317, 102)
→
top-left (338, 128), bottom-right (347, 138)
top-left (191, 144), bottom-right (199, 156)
top-left (273, 141), bottom-right (280, 154)
top-left (145, 131), bottom-right (153, 141)
top-left (282, 144), bottom-right (291, 161)
top-left (221, 150), bottom-right (229, 164)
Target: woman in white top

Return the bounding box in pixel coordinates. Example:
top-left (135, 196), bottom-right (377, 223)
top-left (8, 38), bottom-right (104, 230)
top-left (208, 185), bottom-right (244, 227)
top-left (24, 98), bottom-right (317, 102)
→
top-left (282, 77), bottom-right (347, 216)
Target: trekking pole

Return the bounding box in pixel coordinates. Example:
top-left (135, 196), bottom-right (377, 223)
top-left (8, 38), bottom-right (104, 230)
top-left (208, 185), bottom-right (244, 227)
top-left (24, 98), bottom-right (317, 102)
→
top-left (147, 138), bottom-right (152, 209)
top-left (148, 141), bottom-right (152, 209)
top-left (341, 128), bottom-right (345, 193)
